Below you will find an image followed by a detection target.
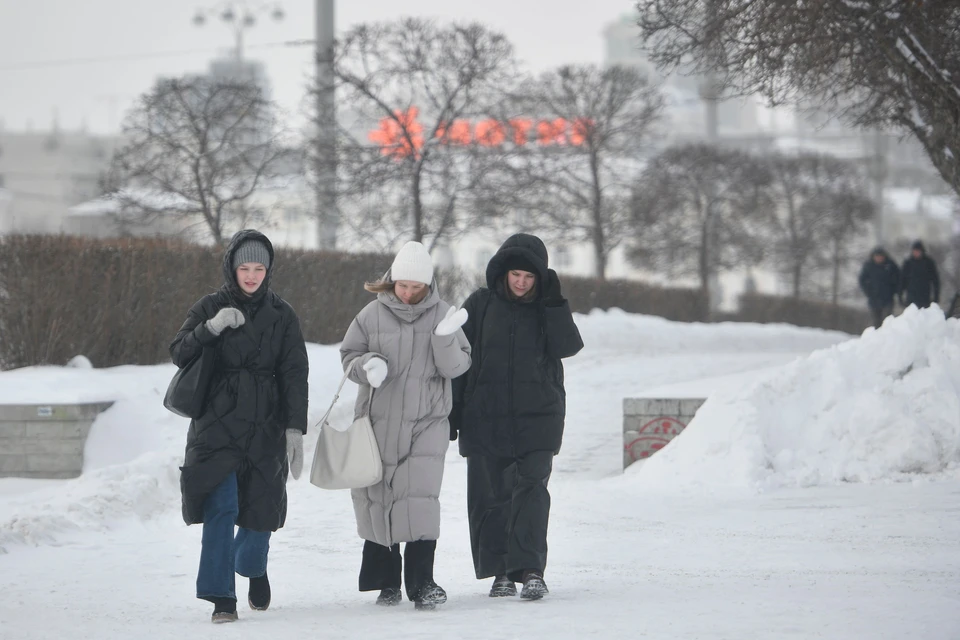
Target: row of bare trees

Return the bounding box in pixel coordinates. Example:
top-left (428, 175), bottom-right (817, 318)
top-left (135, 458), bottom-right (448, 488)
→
top-left (635, 0), bottom-right (960, 201)
top-left (632, 145), bottom-right (874, 308)
top-left (326, 18), bottom-right (665, 281)
top-left (107, 16), bottom-right (940, 303)
top-left (106, 76), bottom-right (294, 245)
top-left (107, 19), bottom-right (668, 278)
top-left (107, 19), bottom-right (666, 280)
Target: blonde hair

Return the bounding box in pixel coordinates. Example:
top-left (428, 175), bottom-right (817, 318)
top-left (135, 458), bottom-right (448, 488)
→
top-left (364, 278), bottom-right (395, 294)
top-left (364, 278), bottom-right (429, 305)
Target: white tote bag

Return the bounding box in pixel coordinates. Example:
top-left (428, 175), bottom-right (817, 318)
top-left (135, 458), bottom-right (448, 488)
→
top-left (309, 359), bottom-right (383, 490)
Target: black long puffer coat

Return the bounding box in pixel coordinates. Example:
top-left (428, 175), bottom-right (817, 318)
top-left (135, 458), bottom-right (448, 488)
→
top-left (900, 243), bottom-right (940, 309)
top-left (170, 230), bottom-right (309, 532)
top-left (452, 234), bottom-right (583, 459)
top-left (858, 250), bottom-right (901, 310)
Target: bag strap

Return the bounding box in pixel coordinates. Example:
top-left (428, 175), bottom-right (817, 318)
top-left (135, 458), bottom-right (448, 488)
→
top-left (474, 289), bottom-right (493, 348)
top-left (313, 358), bottom-right (374, 429)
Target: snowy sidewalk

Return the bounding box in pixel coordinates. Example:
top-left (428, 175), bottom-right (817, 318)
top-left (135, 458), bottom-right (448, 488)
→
top-left (3, 474), bottom-right (958, 639)
top-left (1, 309), bottom-right (958, 638)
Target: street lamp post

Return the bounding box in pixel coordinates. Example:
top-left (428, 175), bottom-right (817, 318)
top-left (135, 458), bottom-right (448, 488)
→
top-left (869, 128), bottom-right (888, 245)
top-left (315, 0), bottom-right (338, 250)
top-left (192, 1), bottom-right (285, 62)
top-left (699, 0), bottom-right (723, 317)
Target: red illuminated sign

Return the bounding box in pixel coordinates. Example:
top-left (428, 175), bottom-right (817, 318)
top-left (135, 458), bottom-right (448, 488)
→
top-left (368, 108), bottom-right (595, 159)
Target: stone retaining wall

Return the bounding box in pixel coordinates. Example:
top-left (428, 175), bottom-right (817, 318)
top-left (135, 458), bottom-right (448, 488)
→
top-left (0, 403), bottom-right (113, 479)
top-left (623, 398), bottom-right (705, 470)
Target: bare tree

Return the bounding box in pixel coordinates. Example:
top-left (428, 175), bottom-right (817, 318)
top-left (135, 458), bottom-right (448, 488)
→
top-left (944, 236), bottom-right (960, 306)
top-left (636, 1), bottom-right (960, 198)
top-left (629, 144), bottom-right (771, 307)
top-left (109, 75), bottom-right (291, 244)
top-left (812, 183), bottom-right (876, 306)
top-left (763, 153), bottom-right (874, 299)
top-left (507, 65), bottom-right (663, 279)
top-left (327, 19), bottom-right (520, 249)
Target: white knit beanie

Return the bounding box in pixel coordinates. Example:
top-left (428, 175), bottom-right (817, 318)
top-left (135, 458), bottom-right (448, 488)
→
top-left (390, 241), bottom-right (434, 285)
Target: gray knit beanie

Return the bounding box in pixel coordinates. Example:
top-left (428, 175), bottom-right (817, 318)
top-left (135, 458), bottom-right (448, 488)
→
top-left (231, 239), bottom-right (271, 270)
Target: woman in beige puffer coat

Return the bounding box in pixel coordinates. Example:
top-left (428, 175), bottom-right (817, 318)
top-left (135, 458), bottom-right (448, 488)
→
top-left (340, 241), bottom-right (471, 610)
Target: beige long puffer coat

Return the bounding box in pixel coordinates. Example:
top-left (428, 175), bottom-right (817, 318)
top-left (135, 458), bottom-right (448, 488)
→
top-left (340, 283), bottom-right (471, 547)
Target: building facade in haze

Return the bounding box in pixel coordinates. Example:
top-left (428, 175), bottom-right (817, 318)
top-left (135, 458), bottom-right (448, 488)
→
top-left (0, 128), bottom-right (117, 234)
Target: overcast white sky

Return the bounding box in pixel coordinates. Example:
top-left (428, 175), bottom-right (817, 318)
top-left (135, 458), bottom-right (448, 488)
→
top-left (0, 0), bottom-right (639, 135)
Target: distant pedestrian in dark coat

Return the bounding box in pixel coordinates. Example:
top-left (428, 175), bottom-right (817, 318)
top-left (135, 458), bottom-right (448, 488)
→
top-left (858, 247), bottom-right (900, 329)
top-left (947, 292), bottom-right (960, 320)
top-left (900, 240), bottom-right (940, 309)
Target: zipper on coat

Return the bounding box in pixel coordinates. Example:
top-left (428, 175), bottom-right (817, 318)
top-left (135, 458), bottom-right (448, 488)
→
top-left (508, 303), bottom-right (517, 457)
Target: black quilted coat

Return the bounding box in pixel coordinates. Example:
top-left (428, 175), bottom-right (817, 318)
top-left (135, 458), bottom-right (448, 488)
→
top-left (452, 234), bottom-right (583, 458)
top-left (170, 230), bottom-right (309, 531)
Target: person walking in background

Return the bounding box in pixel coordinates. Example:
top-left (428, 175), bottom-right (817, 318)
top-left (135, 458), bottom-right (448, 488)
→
top-left (900, 240), bottom-right (940, 310)
top-left (451, 233), bottom-right (583, 601)
top-left (859, 247), bottom-right (901, 329)
top-left (947, 291), bottom-right (960, 320)
top-left (340, 241), bottom-right (471, 610)
top-left (170, 230), bottom-right (309, 623)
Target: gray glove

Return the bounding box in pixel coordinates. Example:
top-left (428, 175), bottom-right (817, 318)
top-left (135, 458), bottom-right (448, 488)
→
top-left (286, 429), bottom-right (303, 480)
top-left (206, 307), bottom-right (245, 336)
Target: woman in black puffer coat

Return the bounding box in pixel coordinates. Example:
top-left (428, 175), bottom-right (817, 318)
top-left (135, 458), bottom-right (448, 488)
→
top-left (170, 229), bottom-right (308, 623)
top-left (451, 233), bottom-right (583, 601)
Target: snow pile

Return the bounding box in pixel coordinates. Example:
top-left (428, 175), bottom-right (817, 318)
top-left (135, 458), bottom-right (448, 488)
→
top-left (66, 355), bottom-right (93, 369)
top-left (0, 452), bottom-right (181, 552)
top-left (577, 308), bottom-right (850, 355)
top-left (633, 306), bottom-right (960, 493)
top-left (0, 344), bottom-right (347, 551)
top-left (0, 311), bottom-right (862, 551)
top-left (0, 363), bottom-right (172, 405)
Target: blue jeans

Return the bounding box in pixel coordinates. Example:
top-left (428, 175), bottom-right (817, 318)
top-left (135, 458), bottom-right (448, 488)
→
top-left (196, 472), bottom-right (272, 601)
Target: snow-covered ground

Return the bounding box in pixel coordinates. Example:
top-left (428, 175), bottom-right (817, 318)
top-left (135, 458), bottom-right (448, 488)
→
top-left (1, 308), bottom-right (959, 639)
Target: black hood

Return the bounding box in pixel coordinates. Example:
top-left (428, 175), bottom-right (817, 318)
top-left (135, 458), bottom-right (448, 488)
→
top-left (485, 233), bottom-right (549, 290)
top-left (222, 229), bottom-right (275, 305)
top-left (869, 246), bottom-right (891, 261)
top-left (911, 240), bottom-right (926, 254)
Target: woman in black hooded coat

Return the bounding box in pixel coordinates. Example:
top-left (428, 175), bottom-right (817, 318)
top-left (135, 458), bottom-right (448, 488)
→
top-left (170, 229), bottom-right (308, 623)
top-left (451, 233), bottom-right (583, 600)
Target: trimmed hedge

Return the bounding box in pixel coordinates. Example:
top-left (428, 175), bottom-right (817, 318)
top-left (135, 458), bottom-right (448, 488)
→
top-left (737, 293), bottom-right (871, 335)
top-left (0, 235), bottom-right (393, 369)
top-left (0, 235), bottom-right (867, 370)
top-left (562, 276), bottom-right (707, 322)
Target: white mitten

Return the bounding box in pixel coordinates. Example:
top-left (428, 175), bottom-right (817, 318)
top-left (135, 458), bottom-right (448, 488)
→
top-left (286, 429), bottom-right (303, 480)
top-left (435, 307), bottom-right (468, 337)
top-left (362, 357), bottom-right (388, 388)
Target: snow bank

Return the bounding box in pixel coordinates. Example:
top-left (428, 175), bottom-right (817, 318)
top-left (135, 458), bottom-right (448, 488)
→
top-left (0, 311), bottom-right (855, 550)
top-left (0, 344), bottom-right (348, 551)
top-left (0, 363), bottom-right (171, 404)
top-left (0, 452), bottom-right (181, 552)
top-left (633, 306), bottom-right (960, 493)
top-left (576, 308), bottom-right (850, 355)
top-left (66, 355), bottom-right (93, 369)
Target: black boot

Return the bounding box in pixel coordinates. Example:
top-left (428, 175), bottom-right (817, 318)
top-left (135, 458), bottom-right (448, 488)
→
top-left (376, 587), bottom-right (403, 606)
top-left (248, 573), bottom-right (271, 611)
top-left (403, 541), bottom-right (444, 610)
top-left (489, 575), bottom-right (517, 597)
top-left (520, 570), bottom-right (548, 601)
top-left (211, 597), bottom-right (238, 623)
top-left (413, 580), bottom-right (447, 611)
